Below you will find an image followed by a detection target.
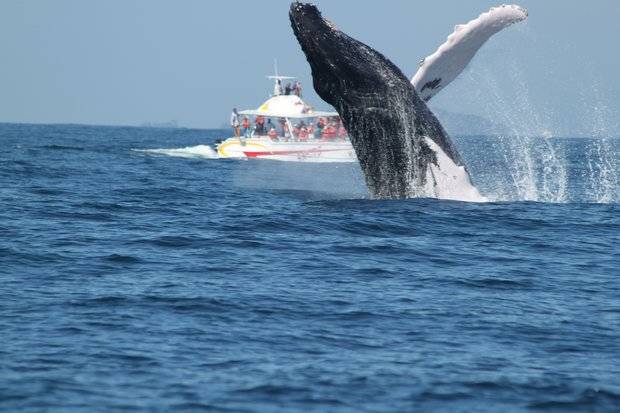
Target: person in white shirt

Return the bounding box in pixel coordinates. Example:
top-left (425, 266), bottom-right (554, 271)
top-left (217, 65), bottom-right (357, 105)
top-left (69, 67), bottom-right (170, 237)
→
top-left (230, 108), bottom-right (240, 137)
top-left (274, 79), bottom-right (283, 96)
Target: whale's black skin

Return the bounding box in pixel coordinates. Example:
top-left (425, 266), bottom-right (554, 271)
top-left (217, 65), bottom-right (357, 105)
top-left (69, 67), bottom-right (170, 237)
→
top-left (289, 2), bottom-right (469, 199)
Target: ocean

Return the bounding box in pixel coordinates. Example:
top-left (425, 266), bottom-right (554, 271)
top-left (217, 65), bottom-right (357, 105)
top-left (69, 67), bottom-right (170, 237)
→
top-left (1, 123), bottom-right (619, 412)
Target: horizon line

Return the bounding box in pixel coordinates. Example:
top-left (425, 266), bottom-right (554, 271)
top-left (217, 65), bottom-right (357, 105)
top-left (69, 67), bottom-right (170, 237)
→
top-left (0, 121), bottom-right (617, 140)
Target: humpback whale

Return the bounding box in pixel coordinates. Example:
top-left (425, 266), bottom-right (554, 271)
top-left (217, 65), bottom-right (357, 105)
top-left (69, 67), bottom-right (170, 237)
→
top-left (290, 3), bottom-right (484, 201)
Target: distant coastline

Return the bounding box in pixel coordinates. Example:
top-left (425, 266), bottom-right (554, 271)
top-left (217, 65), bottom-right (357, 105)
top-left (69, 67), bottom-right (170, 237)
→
top-left (140, 120), bottom-right (181, 129)
top-left (0, 120), bottom-right (618, 140)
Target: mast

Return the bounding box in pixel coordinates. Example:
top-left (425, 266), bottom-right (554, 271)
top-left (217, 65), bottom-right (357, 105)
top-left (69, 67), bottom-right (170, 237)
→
top-left (267, 60), bottom-right (295, 97)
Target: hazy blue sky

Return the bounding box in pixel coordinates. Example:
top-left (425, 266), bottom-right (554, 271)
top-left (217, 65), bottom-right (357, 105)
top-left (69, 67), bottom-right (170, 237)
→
top-left (1, 1), bottom-right (619, 136)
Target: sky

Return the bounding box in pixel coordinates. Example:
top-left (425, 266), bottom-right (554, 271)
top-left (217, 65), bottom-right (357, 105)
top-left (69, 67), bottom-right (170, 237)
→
top-left (1, 0), bottom-right (619, 136)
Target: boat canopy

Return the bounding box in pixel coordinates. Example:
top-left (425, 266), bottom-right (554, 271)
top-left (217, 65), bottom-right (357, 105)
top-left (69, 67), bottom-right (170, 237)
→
top-left (238, 95), bottom-right (338, 119)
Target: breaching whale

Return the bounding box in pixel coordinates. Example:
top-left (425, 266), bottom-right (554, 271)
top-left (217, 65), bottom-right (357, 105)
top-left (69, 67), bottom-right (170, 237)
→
top-left (290, 2), bottom-right (485, 201)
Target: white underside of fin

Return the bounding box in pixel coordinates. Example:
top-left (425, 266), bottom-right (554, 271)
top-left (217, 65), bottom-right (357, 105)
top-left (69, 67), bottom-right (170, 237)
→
top-left (412, 4), bottom-right (528, 102)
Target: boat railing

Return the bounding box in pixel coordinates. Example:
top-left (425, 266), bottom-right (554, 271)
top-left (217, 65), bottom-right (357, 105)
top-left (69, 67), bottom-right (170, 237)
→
top-left (246, 129), bottom-right (349, 143)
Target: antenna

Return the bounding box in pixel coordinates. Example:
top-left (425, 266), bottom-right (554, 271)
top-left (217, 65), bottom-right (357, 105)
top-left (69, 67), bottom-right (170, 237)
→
top-left (267, 58), bottom-right (295, 81)
top-left (267, 59), bottom-right (295, 96)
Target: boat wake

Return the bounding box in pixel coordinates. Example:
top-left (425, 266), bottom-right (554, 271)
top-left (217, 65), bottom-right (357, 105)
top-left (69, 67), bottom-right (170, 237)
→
top-left (133, 144), bottom-right (218, 159)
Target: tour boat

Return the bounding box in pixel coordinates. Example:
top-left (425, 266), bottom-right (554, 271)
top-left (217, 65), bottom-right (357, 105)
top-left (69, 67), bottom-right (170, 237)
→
top-left (216, 75), bottom-right (356, 163)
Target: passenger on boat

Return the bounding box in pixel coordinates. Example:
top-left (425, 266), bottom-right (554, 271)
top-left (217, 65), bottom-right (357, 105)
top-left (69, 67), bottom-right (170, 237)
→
top-left (294, 81), bottom-right (302, 97)
top-left (268, 127), bottom-right (278, 140)
top-left (230, 108), bottom-right (240, 137)
top-left (316, 117), bottom-right (325, 137)
top-left (241, 117), bottom-right (250, 137)
top-left (274, 79), bottom-right (283, 96)
top-left (299, 124), bottom-right (309, 141)
top-left (322, 123), bottom-right (337, 140)
top-left (284, 83), bottom-right (292, 95)
top-left (276, 118), bottom-right (287, 138)
top-left (254, 116), bottom-right (266, 136)
top-left (266, 119), bottom-right (275, 132)
top-left (338, 125), bottom-right (347, 139)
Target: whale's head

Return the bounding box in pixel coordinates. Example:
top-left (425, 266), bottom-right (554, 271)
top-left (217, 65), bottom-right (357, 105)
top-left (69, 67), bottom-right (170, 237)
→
top-left (289, 2), bottom-right (411, 111)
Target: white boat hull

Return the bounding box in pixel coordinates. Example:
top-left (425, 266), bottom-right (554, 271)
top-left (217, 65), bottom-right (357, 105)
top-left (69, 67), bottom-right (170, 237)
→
top-left (217, 137), bottom-right (357, 163)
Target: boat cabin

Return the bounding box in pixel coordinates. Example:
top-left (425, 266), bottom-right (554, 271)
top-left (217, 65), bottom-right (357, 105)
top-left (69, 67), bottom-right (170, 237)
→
top-left (237, 76), bottom-right (348, 142)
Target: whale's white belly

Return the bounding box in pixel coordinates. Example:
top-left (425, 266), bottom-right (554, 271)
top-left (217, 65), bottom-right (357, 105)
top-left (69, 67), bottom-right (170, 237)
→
top-left (424, 138), bottom-right (487, 202)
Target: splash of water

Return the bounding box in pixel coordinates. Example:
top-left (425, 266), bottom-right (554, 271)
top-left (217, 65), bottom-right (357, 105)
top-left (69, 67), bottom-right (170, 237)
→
top-left (431, 21), bottom-right (612, 204)
top-left (586, 138), bottom-right (617, 203)
top-left (583, 93), bottom-right (619, 203)
top-left (133, 144), bottom-right (218, 159)
top-left (459, 63), bottom-right (568, 203)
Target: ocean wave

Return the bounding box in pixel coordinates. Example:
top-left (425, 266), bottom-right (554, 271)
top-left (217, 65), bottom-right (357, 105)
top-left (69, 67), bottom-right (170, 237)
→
top-left (3, 124), bottom-right (619, 412)
top-left (102, 253), bottom-right (142, 264)
top-left (39, 144), bottom-right (85, 151)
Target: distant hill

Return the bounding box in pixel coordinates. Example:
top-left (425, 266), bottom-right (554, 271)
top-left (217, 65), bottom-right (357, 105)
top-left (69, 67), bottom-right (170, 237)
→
top-left (432, 109), bottom-right (505, 136)
top-left (140, 120), bottom-right (180, 129)
top-left (212, 109), bottom-right (505, 136)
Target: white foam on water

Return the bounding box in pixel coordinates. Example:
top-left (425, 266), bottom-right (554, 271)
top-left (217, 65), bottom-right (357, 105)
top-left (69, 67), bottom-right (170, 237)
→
top-left (133, 144), bottom-right (218, 159)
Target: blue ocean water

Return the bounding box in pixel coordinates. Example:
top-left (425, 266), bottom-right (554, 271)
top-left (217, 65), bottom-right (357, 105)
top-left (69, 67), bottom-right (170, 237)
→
top-left (1, 123), bottom-right (619, 412)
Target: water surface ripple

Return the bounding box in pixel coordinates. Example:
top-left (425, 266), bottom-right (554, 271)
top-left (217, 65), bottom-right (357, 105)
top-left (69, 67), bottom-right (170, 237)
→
top-left (1, 124), bottom-right (619, 412)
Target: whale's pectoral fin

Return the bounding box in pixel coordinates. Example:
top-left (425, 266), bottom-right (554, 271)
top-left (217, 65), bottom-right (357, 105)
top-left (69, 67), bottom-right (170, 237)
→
top-left (411, 4), bottom-right (528, 102)
top-left (419, 78), bottom-right (442, 101)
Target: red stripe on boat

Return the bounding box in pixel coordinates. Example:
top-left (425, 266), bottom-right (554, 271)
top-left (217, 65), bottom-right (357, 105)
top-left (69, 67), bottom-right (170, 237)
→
top-left (243, 148), bottom-right (343, 157)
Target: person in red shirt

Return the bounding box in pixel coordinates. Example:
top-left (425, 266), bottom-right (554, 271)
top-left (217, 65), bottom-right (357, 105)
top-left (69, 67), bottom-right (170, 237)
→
top-left (299, 125), bottom-right (308, 141)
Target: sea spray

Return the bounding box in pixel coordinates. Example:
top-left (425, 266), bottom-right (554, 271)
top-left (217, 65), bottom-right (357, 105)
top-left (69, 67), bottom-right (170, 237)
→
top-left (133, 144), bottom-right (218, 159)
top-left (586, 138), bottom-right (618, 203)
top-left (580, 83), bottom-right (619, 203)
top-left (476, 62), bottom-right (568, 203)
